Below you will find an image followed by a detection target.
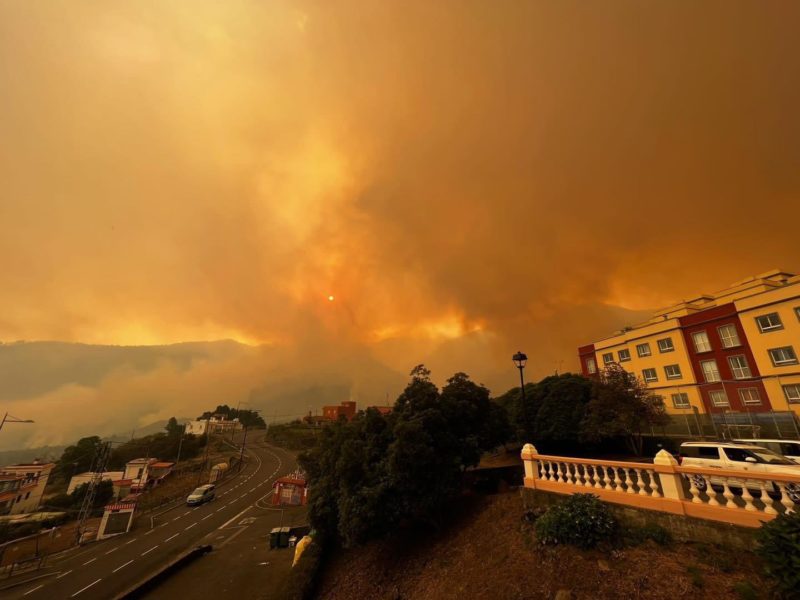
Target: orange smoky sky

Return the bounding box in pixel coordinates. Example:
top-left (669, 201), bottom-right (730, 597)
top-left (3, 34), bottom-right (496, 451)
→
top-left (1, 1), bottom-right (799, 446)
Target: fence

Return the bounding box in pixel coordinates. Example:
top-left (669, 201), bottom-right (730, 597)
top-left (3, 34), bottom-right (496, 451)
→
top-left (652, 409), bottom-right (800, 440)
top-left (521, 444), bottom-right (799, 528)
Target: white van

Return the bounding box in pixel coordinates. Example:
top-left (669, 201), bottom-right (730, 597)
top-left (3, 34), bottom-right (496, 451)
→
top-left (678, 442), bottom-right (800, 503)
top-left (733, 439), bottom-right (800, 464)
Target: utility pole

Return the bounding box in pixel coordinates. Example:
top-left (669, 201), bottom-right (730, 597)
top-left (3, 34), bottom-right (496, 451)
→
top-left (238, 425), bottom-right (248, 471)
top-left (75, 441), bottom-right (111, 545)
top-left (196, 423), bottom-right (211, 486)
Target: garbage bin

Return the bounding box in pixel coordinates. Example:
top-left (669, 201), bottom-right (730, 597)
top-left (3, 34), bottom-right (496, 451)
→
top-left (278, 526), bottom-right (291, 548)
top-left (269, 527), bottom-right (281, 549)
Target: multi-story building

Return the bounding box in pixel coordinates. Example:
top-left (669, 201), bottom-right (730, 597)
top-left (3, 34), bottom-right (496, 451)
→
top-left (579, 269), bottom-right (800, 418)
top-left (0, 461), bottom-right (54, 515)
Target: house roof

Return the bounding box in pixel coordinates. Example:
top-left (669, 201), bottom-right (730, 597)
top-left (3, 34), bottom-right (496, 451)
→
top-left (274, 477), bottom-right (306, 487)
top-left (151, 462), bottom-right (174, 468)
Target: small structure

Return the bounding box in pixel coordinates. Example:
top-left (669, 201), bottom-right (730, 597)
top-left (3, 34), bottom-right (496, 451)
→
top-left (123, 458), bottom-right (158, 492)
top-left (148, 462), bottom-right (175, 486)
top-left (67, 471), bottom-right (124, 495)
top-left (97, 498), bottom-right (137, 540)
top-left (209, 462), bottom-right (229, 483)
top-left (0, 461), bottom-right (54, 515)
top-left (112, 479), bottom-right (134, 499)
top-left (272, 471), bottom-right (308, 506)
top-left (184, 414), bottom-right (243, 436)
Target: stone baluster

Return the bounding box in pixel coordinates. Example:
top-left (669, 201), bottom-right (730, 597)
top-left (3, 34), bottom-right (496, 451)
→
top-left (612, 468), bottom-right (623, 491)
top-left (584, 465), bottom-right (595, 488)
top-left (634, 469), bottom-right (647, 496)
top-left (721, 480), bottom-right (735, 508)
top-left (646, 470), bottom-right (661, 497)
top-left (687, 476), bottom-right (702, 504)
top-left (593, 465), bottom-right (603, 489)
top-left (624, 468), bottom-right (635, 494)
top-left (544, 461), bottom-right (553, 481)
top-left (705, 477), bottom-right (721, 506)
top-left (775, 482), bottom-right (795, 514)
top-left (741, 484), bottom-right (757, 512)
top-left (758, 481), bottom-right (778, 515)
top-left (599, 466), bottom-right (611, 490)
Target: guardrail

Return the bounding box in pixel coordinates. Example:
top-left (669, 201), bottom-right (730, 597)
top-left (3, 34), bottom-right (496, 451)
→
top-left (521, 444), bottom-right (799, 528)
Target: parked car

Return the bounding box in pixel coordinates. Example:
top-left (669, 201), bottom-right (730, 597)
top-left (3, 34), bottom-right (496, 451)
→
top-left (733, 438), bottom-right (800, 464)
top-left (186, 484), bottom-right (216, 506)
top-left (678, 442), bottom-right (800, 503)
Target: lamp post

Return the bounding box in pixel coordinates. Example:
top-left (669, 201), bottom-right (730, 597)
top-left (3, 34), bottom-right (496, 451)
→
top-left (0, 412), bottom-right (34, 433)
top-left (513, 351), bottom-right (528, 427)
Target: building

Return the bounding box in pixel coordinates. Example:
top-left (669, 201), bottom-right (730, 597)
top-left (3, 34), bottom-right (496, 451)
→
top-left (67, 471), bottom-right (125, 495)
top-left (123, 458), bottom-right (158, 492)
top-left (272, 471), bottom-right (308, 506)
top-left (0, 461), bottom-right (54, 515)
top-left (322, 401), bottom-right (357, 422)
top-left (578, 269), bottom-right (800, 418)
top-left (184, 414), bottom-right (243, 436)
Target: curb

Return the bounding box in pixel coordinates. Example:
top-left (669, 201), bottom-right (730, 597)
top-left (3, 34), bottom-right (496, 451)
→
top-left (0, 570), bottom-right (58, 592)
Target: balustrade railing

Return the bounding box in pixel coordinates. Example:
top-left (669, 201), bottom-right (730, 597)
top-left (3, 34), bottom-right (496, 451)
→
top-left (521, 444), bottom-right (800, 528)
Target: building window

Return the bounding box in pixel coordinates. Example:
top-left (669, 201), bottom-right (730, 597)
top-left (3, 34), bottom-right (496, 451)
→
top-left (692, 331), bottom-right (712, 353)
top-left (602, 352), bottom-right (614, 366)
top-left (769, 346), bottom-right (799, 367)
top-left (636, 343), bottom-right (651, 358)
top-left (717, 324), bottom-right (741, 348)
top-left (642, 368), bottom-right (658, 383)
top-left (700, 359), bottom-right (721, 383)
top-left (738, 388), bottom-right (761, 406)
top-left (795, 306), bottom-right (800, 322)
top-left (618, 349), bottom-right (631, 362)
top-left (756, 312), bottom-right (783, 332)
top-left (586, 357), bottom-right (597, 374)
top-left (671, 393), bottom-right (690, 409)
top-left (728, 355), bottom-right (752, 379)
top-left (709, 390), bottom-right (729, 407)
top-left (664, 364), bottom-right (682, 380)
top-left (24, 492), bottom-right (30, 500)
top-left (657, 338), bottom-right (674, 353)
top-left (783, 384), bottom-right (800, 403)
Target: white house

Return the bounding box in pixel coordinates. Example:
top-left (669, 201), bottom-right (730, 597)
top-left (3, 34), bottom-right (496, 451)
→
top-left (67, 471), bottom-right (124, 495)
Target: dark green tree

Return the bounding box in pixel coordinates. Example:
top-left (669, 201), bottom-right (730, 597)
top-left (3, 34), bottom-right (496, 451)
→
top-left (580, 364), bottom-right (669, 455)
top-left (54, 436), bottom-right (101, 481)
top-left (165, 417), bottom-right (183, 437)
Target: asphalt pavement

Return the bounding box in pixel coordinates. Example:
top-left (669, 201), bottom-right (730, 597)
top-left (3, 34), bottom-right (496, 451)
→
top-left (3, 434), bottom-right (296, 600)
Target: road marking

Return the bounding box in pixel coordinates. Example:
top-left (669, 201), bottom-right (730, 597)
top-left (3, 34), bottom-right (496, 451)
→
top-left (172, 516), bottom-right (181, 521)
top-left (201, 514), bottom-right (212, 521)
top-left (183, 510), bottom-right (191, 516)
top-left (144, 529), bottom-right (155, 535)
top-left (113, 559), bottom-right (134, 573)
top-left (104, 547), bottom-right (118, 555)
top-left (219, 505), bottom-right (252, 529)
top-left (141, 545), bottom-right (159, 556)
top-left (124, 538), bottom-right (137, 545)
top-left (24, 584), bottom-right (44, 595)
top-left (56, 570), bottom-right (73, 579)
top-left (185, 522), bottom-right (197, 531)
top-left (71, 579), bottom-right (101, 597)
top-left (82, 557), bottom-right (96, 566)
top-left (165, 533), bottom-right (180, 542)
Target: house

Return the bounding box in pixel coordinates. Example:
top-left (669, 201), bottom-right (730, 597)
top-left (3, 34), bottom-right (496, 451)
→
top-left (322, 401), bottom-right (357, 422)
top-left (123, 458), bottom-right (159, 492)
top-left (67, 471), bottom-right (125, 495)
top-left (184, 414), bottom-right (243, 436)
top-left (0, 461), bottom-right (54, 515)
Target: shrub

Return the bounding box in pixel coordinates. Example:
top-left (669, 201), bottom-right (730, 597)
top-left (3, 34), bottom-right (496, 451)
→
top-left (625, 523), bottom-right (672, 546)
top-left (756, 510), bottom-right (800, 599)
top-left (534, 493), bottom-right (617, 549)
top-left (278, 538), bottom-right (324, 600)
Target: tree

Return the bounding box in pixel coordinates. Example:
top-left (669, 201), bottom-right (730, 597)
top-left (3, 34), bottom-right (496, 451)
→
top-left (54, 436), bottom-right (101, 482)
top-left (580, 364), bottom-right (669, 455)
top-left (165, 417), bottom-right (183, 438)
top-left (532, 374), bottom-right (593, 445)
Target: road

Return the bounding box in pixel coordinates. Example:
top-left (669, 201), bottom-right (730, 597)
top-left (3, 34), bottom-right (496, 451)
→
top-left (4, 434), bottom-right (297, 600)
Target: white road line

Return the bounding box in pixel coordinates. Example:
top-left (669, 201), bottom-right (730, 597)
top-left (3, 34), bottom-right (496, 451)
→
top-left (82, 557), bottom-right (96, 566)
top-left (113, 559), bottom-right (134, 573)
top-left (104, 547), bottom-right (118, 555)
top-left (144, 529), bottom-right (155, 535)
top-left (71, 579), bottom-right (101, 597)
top-left (183, 510), bottom-right (191, 516)
top-left (216, 507), bottom-right (224, 512)
top-left (165, 533), bottom-right (180, 542)
top-left (219, 505), bottom-right (252, 530)
top-left (24, 584), bottom-right (44, 595)
top-left (201, 514), bottom-right (212, 520)
top-left (185, 522), bottom-right (196, 531)
top-left (172, 516), bottom-right (181, 521)
top-left (124, 538), bottom-right (137, 545)
top-left (56, 570), bottom-right (73, 579)
top-left (141, 545), bottom-right (159, 556)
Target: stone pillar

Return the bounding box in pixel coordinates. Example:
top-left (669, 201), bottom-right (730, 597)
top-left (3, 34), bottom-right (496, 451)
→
top-left (653, 449), bottom-right (687, 500)
top-left (520, 443), bottom-right (539, 485)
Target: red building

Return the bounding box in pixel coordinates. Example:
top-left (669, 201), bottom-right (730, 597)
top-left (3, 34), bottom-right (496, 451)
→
top-left (679, 303), bottom-right (770, 414)
top-left (578, 343), bottom-right (598, 377)
top-left (272, 472), bottom-right (308, 506)
top-left (322, 401), bottom-right (357, 421)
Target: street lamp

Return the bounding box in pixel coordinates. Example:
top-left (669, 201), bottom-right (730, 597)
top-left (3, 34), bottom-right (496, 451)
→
top-left (513, 351), bottom-right (528, 424)
top-left (0, 412), bottom-right (34, 432)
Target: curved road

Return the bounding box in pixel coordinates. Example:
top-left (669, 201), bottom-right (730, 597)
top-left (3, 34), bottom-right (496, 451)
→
top-left (6, 434), bottom-right (296, 600)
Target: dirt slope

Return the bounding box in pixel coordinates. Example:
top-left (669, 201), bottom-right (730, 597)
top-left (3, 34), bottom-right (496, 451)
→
top-left (315, 492), bottom-right (764, 600)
